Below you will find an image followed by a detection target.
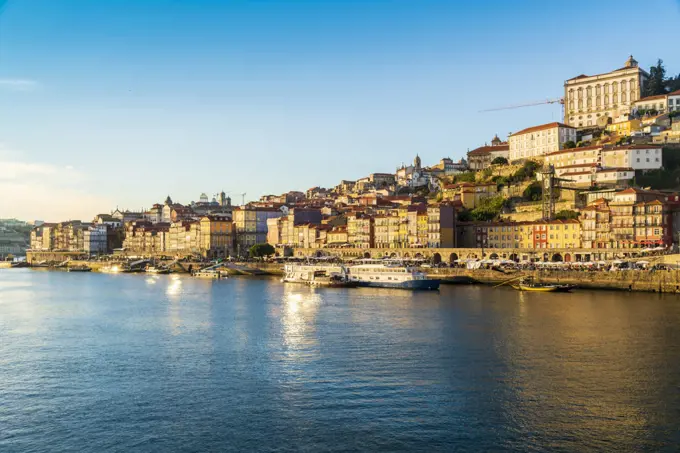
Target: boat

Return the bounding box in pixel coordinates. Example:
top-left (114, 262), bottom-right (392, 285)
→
top-left (346, 263), bottom-right (440, 290)
top-left (67, 265), bottom-right (92, 272)
top-left (282, 264), bottom-right (346, 284)
top-left (146, 266), bottom-right (171, 274)
top-left (511, 278), bottom-right (575, 292)
top-left (193, 269), bottom-right (222, 279)
top-left (307, 269), bottom-right (358, 288)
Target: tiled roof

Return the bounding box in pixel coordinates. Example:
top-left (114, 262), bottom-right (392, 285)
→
top-left (509, 122), bottom-right (574, 137)
top-left (545, 145), bottom-right (601, 157)
top-left (467, 144), bottom-right (509, 156)
top-left (635, 94), bottom-right (667, 102)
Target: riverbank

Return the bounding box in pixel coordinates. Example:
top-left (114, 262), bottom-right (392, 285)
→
top-left (13, 261), bottom-right (680, 293)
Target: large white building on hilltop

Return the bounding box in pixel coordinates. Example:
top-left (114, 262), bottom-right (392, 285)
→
top-left (508, 122), bottom-right (576, 162)
top-left (564, 56), bottom-right (648, 128)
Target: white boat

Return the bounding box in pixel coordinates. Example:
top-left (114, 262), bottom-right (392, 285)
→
top-left (346, 263), bottom-right (440, 290)
top-left (193, 269), bottom-right (222, 279)
top-left (282, 264), bottom-right (346, 284)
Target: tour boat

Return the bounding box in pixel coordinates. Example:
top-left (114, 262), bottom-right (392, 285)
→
top-left (346, 263), bottom-right (440, 290)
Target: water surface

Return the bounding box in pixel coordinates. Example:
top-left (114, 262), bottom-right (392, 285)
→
top-left (1, 269), bottom-right (679, 452)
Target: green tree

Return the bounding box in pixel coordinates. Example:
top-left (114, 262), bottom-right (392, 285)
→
top-left (469, 195), bottom-right (506, 221)
top-left (523, 182), bottom-right (542, 201)
top-left (643, 59), bottom-right (667, 96)
top-left (491, 156), bottom-right (508, 165)
top-left (511, 160), bottom-right (540, 183)
top-left (453, 171), bottom-right (476, 183)
top-left (249, 243), bottom-right (275, 258)
top-left (563, 141), bottom-right (576, 149)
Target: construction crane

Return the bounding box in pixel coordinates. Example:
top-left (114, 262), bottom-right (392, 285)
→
top-left (480, 97), bottom-right (565, 119)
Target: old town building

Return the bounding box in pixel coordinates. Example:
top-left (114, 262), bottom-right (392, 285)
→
top-left (564, 56), bottom-right (648, 127)
top-left (508, 122), bottom-right (576, 162)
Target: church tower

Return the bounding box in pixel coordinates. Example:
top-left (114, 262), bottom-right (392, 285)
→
top-left (414, 154), bottom-right (421, 170)
top-left (491, 134), bottom-right (502, 146)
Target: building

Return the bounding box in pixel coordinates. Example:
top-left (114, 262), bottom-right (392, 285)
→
top-left (605, 118), bottom-right (642, 136)
top-left (602, 145), bottom-right (662, 170)
top-left (426, 204), bottom-right (456, 248)
top-left (347, 213), bottom-right (374, 248)
top-left (564, 56), bottom-right (648, 127)
top-left (83, 225), bottom-right (108, 254)
top-left (442, 182), bottom-right (498, 209)
top-left (633, 89), bottom-right (680, 114)
top-left (464, 219), bottom-right (581, 250)
top-left (508, 122), bottom-right (576, 162)
top-left (581, 189), bottom-right (672, 249)
top-left (199, 214), bottom-right (234, 258)
top-left (467, 135), bottom-right (510, 170)
top-left (233, 206), bottom-right (285, 255)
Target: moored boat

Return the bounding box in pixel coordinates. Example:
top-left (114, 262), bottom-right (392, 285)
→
top-left (193, 269), bottom-right (222, 279)
top-left (347, 263), bottom-right (440, 290)
top-left (146, 266), bottom-right (171, 274)
top-left (67, 265), bottom-right (92, 272)
top-left (511, 278), bottom-right (575, 292)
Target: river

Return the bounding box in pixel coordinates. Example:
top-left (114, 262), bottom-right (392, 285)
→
top-left (1, 269), bottom-right (679, 452)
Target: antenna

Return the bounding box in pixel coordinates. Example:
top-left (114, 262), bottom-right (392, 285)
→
top-left (240, 192), bottom-right (247, 205)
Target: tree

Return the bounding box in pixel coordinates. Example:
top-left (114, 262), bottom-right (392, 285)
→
top-left (453, 171), bottom-right (476, 183)
top-left (643, 59), bottom-right (667, 97)
top-left (491, 156), bottom-right (509, 165)
top-left (523, 182), bottom-right (542, 201)
top-left (563, 141), bottom-right (576, 149)
top-left (249, 243), bottom-right (275, 258)
top-left (469, 195), bottom-right (506, 221)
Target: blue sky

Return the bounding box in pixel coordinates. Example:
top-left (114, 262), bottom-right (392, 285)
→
top-left (1, 0), bottom-right (679, 221)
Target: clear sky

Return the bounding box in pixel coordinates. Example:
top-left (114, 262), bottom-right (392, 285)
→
top-left (1, 0), bottom-right (679, 221)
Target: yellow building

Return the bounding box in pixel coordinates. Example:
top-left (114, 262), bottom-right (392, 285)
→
top-left (199, 215), bottom-right (234, 258)
top-left (443, 182), bottom-right (498, 209)
top-left (605, 119), bottom-right (641, 136)
top-left (326, 227), bottom-right (348, 246)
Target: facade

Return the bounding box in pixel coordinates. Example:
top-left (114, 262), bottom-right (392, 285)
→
top-left (582, 189), bottom-right (672, 249)
top-left (467, 135), bottom-right (510, 170)
top-left (466, 220), bottom-right (582, 251)
top-left (564, 56), bottom-right (648, 127)
top-left (83, 225), bottom-right (108, 254)
top-left (347, 213), bottom-right (374, 248)
top-left (633, 90), bottom-right (680, 114)
top-left (508, 122), bottom-right (577, 162)
top-left (199, 215), bottom-right (234, 258)
top-left (605, 118), bottom-right (641, 136)
top-left (233, 206), bottom-right (285, 255)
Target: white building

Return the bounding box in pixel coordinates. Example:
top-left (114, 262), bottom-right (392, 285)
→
top-left (564, 56), bottom-right (648, 127)
top-left (633, 89), bottom-right (680, 114)
top-left (84, 225), bottom-right (108, 254)
top-left (601, 145), bottom-right (663, 170)
top-left (508, 122), bottom-right (576, 162)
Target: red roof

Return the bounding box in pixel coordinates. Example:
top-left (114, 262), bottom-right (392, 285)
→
top-left (668, 89), bottom-right (680, 96)
top-left (510, 122), bottom-right (574, 137)
top-left (467, 144), bottom-right (509, 156)
top-left (545, 145), bottom-right (601, 157)
top-left (635, 94), bottom-right (667, 102)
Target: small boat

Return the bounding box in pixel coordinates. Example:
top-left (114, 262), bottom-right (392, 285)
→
top-left (511, 278), bottom-right (575, 292)
top-left (193, 269), bottom-right (222, 279)
top-left (146, 266), bottom-right (171, 274)
top-left (67, 265), bottom-right (92, 272)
